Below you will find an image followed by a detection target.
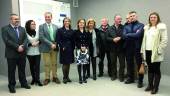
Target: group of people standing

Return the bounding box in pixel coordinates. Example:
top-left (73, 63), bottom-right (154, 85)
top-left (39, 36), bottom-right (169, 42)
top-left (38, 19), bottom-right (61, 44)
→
top-left (1, 11), bottom-right (168, 95)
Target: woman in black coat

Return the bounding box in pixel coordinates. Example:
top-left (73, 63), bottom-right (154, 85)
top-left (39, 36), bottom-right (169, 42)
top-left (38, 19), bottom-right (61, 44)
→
top-left (75, 19), bottom-right (89, 49)
top-left (56, 17), bottom-right (75, 84)
top-left (86, 18), bottom-right (101, 80)
top-left (74, 18), bottom-right (89, 83)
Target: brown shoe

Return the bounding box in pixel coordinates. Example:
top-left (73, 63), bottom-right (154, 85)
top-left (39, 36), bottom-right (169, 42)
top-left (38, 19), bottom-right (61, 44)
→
top-left (53, 77), bottom-right (61, 84)
top-left (43, 79), bottom-right (50, 85)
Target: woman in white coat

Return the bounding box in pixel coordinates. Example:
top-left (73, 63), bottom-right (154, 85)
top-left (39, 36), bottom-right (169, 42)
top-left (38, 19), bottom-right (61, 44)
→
top-left (25, 20), bottom-right (43, 86)
top-left (141, 12), bottom-right (168, 94)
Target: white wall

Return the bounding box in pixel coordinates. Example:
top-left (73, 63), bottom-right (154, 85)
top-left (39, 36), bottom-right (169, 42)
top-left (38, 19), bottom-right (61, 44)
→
top-left (0, 0), bottom-right (12, 76)
top-left (0, 0), bottom-right (77, 76)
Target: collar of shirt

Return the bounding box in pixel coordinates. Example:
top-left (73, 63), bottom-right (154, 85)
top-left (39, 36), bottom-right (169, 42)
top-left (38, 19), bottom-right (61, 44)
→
top-left (46, 23), bottom-right (52, 26)
top-left (102, 25), bottom-right (108, 29)
top-left (10, 24), bottom-right (19, 29)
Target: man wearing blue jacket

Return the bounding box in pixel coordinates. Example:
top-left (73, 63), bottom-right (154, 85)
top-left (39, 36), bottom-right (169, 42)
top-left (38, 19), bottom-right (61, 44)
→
top-left (123, 11), bottom-right (144, 88)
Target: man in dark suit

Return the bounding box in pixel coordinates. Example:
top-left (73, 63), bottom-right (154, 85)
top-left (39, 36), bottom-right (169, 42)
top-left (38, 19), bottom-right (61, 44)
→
top-left (98, 18), bottom-right (111, 77)
top-left (123, 11), bottom-right (144, 88)
top-left (1, 14), bottom-right (31, 93)
top-left (39, 12), bottom-right (60, 85)
top-left (107, 15), bottom-right (125, 82)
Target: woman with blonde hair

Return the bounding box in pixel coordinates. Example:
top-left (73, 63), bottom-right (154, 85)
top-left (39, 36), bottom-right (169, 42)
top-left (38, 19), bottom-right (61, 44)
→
top-left (86, 18), bottom-right (101, 80)
top-left (141, 12), bottom-right (168, 94)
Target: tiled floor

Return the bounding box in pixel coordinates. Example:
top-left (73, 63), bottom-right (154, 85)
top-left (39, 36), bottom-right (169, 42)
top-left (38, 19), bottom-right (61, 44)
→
top-left (0, 64), bottom-right (170, 96)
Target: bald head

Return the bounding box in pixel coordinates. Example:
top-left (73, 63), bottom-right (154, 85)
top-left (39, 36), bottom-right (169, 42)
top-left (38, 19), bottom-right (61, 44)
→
top-left (101, 18), bottom-right (108, 26)
top-left (114, 15), bottom-right (122, 25)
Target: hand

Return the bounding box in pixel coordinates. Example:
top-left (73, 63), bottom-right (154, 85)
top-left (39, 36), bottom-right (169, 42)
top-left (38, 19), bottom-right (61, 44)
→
top-left (81, 46), bottom-right (86, 51)
top-left (136, 29), bottom-right (140, 33)
top-left (113, 38), bottom-right (118, 43)
top-left (51, 44), bottom-right (56, 49)
top-left (116, 37), bottom-right (121, 41)
top-left (32, 41), bottom-right (39, 47)
top-left (113, 37), bottom-right (121, 43)
top-left (17, 45), bottom-right (24, 52)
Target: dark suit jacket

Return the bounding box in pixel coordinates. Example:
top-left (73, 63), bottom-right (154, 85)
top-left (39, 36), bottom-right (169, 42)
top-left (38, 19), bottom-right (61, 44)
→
top-left (74, 29), bottom-right (89, 49)
top-left (123, 21), bottom-right (144, 49)
top-left (56, 27), bottom-right (75, 64)
top-left (39, 23), bottom-right (58, 53)
top-left (107, 24), bottom-right (125, 52)
top-left (1, 24), bottom-right (28, 58)
top-left (98, 24), bottom-right (110, 51)
top-left (88, 28), bottom-right (101, 57)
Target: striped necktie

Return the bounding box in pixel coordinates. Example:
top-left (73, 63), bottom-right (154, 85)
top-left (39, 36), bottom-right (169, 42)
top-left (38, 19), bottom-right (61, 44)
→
top-left (48, 25), bottom-right (54, 41)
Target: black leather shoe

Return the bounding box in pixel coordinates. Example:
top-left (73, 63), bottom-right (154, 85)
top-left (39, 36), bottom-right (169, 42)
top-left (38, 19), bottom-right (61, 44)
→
top-left (119, 78), bottom-right (124, 82)
top-left (8, 85), bottom-right (16, 93)
top-left (98, 73), bottom-right (103, 77)
top-left (151, 88), bottom-right (158, 94)
top-left (83, 78), bottom-right (87, 83)
top-left (79, 77), bottom-right (82, 84)
top-left (83, 80), bottom-right (87, 83)
top-left (35, 81), bottom-right (43, 86)
top-left (137, 82), bottom-right (143, 88)
top-left (86, 75), bottom-right (90, 79)
top-left (93, 76), bottom-right (97, 80)
top-left (111, 76), bottom-right (117, 81)
top-left (145, 86), bottom-right (152, 91)
top-left (67, 78), bottom-right (72, 82)
top-left (79, 80), bottom-right (83, 84)
top-left (124, 79), bottom-right (134, 84)
top-left (21, 84), bottom-right (31, 89)
top-left (108, 74), bottom-right (112, 77)
top-left (63, 79), bottom-right (67, 84)
top-left (31, 80), bottom-right (35, 85)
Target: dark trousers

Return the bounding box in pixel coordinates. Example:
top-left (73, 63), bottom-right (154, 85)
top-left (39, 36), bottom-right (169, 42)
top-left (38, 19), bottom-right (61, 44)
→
top-left (98, 50), bottom-right (111, 75)
top-left (146, 51), bottom-right (161, 90)
top-left (126, 48), bottom-right (144, 82)
top-left (135, 48), bottom-right (144, 83)
top-left (125, 47), bottom-right (135, 80)
top-left (7, 57), bottom-right (27, 87)
top-left (110, 51), bottom-right (125, 78)
top-left (62, 64), bottom-right (70, 79)
top-left (86, 57), bottom-right (97, 77)
top-left (77, 64), bottom-right (87, 81)
top-left (86, 62), bottom-right (90, 77)
top-left (91, 57), bottom-right (96, 76)
top-left (27, 55), bottom-right (41, 82)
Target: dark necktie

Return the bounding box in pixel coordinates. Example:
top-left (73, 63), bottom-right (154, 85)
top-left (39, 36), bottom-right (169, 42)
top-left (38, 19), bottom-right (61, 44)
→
top-left (14, 27), bottom-right (19, 38)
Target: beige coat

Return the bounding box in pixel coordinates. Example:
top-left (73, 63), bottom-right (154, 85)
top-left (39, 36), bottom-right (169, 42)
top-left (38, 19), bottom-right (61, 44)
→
top-left (141, 23), bottom-right (168, 63)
